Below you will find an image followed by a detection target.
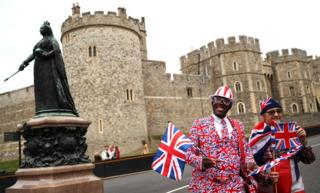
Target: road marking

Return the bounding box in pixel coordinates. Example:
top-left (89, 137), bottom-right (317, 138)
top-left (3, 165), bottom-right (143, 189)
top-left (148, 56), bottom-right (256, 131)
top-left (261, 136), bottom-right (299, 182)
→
top-left (166, 185), bottom-right (188, 193)
top-left (311, 143), bottom-right (320, 148)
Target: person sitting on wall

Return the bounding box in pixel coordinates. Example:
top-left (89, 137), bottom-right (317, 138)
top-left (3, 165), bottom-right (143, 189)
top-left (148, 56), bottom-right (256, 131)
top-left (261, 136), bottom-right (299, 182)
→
top-left (115, 146), bottom-right (120, 159)
top-left (108, 145), bottom-right (116, 160)
top-left (141, 140), bottom-right (149, 154)
top-left (101, 145), bottom-right (110, 160)
top-left (94, 151), bottom-right (102, 162)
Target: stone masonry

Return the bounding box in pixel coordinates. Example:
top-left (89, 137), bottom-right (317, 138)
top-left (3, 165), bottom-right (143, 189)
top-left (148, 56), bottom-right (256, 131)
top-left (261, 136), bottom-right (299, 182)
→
top-left (0, 4), bottom-right (319, 161)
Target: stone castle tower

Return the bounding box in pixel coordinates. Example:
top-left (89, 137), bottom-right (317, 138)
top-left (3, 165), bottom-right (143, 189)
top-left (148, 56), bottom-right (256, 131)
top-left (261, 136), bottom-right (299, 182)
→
top-left (60, 4), bottom-right (149, 155)
top-left (0, 5), bottom-right (319, 161)
top-left (180, 36), bottom-right (269, 126)
top-left (180, 36), bottom-right (320, 127)
top-left (266, 49), bottom-right (318, 114)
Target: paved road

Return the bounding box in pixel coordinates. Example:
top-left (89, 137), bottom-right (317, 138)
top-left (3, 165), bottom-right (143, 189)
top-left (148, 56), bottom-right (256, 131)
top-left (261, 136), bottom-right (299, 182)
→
top-left (103, 135), bottom-right (320, 193)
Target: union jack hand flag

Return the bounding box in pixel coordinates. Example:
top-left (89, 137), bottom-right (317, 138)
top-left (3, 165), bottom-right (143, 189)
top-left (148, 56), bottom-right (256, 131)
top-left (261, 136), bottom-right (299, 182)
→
top-left (151, 122), bottom-right (193, 181)
top-left (272, 122), bottom-right (302, 151)
top-left (249, 145), bottom-right (303, 176)
top-left (249, 122), bottom-right (274, 164)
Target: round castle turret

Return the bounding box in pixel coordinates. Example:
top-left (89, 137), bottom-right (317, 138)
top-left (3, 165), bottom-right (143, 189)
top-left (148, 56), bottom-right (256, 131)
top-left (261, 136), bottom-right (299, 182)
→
top-left (61, 4), bottom-right (148, 156)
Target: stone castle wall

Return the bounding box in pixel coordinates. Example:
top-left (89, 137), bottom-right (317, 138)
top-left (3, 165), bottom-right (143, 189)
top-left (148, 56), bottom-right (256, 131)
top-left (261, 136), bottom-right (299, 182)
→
top-left (61, 7), bottom-right (148, 157)
top-left (142, 60), bottom-right (212, 138)
top-left (0, 6), bottom-right (320, 162)
top-left (0, 86), bottom-right (34, 161)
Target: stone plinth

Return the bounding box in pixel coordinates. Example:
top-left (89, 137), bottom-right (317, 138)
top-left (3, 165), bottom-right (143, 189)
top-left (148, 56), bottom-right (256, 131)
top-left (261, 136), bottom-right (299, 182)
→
top-left (6, 163), bottom-right (103, 193)
top-left (18, 116), bottom-right (91, 168)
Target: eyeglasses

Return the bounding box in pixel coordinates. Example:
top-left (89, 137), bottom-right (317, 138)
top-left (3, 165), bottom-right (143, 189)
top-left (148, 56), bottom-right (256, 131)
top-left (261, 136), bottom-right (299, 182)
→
top-left (212, 96), bottom-right (231, 106)
top-left (266, 109), bottom-right (283, 115)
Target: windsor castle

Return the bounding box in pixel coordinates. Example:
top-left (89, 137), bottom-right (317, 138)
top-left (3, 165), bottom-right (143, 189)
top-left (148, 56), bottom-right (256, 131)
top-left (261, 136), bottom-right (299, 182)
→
top-left (1, 4), bottom-right (319, 161)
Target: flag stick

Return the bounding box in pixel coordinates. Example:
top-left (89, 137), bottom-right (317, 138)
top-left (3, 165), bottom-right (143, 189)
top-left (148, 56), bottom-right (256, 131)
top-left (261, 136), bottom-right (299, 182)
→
top-left (272, 151), bottom-right (278, 193)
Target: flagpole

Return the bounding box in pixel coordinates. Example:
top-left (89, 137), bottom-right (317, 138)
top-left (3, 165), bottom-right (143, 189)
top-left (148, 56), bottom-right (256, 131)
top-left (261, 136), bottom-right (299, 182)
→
top-left (272, 151), bottom-right (278, 193)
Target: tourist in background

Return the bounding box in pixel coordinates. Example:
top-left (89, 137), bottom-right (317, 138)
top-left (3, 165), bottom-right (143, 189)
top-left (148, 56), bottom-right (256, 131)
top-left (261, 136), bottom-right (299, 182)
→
top-left (101, 145), bottom-right (110, 160)
top-left (142, 140), bottom-right (149, 154)
top-left (108, 145), bottom-right (116, 159)
top-left (94, 151), bottom-right (102, 162)
top-left (115, 146), bottom-right (120, 159)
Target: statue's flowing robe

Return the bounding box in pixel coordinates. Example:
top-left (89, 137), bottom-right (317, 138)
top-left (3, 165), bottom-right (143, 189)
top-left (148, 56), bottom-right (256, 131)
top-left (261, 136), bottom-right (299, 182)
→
top-left (33, 36), bottom-right (77, 116)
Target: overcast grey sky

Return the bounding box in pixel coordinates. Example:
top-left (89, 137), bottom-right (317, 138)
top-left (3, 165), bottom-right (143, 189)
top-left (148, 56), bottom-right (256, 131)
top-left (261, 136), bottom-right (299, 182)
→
top-left (0, 0), bottom-right (319, 94)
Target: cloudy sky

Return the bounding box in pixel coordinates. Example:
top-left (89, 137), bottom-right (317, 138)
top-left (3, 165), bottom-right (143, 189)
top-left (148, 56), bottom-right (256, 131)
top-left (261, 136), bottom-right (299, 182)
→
top-left (0, 0), bottom-right (319, 93)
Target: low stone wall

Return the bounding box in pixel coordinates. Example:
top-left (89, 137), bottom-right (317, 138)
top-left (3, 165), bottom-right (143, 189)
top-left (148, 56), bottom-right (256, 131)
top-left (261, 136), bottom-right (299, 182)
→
top-left (0, 142), bottom-right (20, 162)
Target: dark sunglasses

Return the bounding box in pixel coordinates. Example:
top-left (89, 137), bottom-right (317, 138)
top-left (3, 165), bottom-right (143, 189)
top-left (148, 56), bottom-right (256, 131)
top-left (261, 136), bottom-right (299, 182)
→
top-left (266, 109), bottom-right (282, 115)
top-left (212, 96), bottom-right (231, 106)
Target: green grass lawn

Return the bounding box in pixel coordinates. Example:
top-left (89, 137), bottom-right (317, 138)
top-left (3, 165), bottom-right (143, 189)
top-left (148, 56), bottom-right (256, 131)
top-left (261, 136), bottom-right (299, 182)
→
top-left (0, 160), bottom-right (19, 173)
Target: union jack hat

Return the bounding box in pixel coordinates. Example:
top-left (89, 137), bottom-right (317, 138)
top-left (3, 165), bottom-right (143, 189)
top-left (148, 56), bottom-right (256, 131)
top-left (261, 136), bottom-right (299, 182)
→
top-left (210, 85), bottom-right (234, 102)
top-left (260, 97), bottom-right (281, 115)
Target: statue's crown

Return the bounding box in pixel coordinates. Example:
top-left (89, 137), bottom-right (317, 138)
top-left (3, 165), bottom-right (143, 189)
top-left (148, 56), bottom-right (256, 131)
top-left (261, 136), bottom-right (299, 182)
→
top-left (43, 21), bottom-right (50, 27)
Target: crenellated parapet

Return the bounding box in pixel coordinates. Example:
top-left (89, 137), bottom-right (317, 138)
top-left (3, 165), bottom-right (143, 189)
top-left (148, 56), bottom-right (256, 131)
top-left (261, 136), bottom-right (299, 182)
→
top-left (180, 35), bottom-right (261, 71)
top-left (61, 6), bottom-right (146, 39)
top-left (266, 48), bottom-right (312, 63)
top-left (207, 35), bottom-right (260, 56)
top-left (180, 50), bottom-right (200, 71)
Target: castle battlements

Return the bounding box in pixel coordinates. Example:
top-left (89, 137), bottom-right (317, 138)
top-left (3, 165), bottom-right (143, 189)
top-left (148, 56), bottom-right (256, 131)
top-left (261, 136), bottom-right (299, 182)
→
top-left (180, 35), bottom-right (261, 70)
top-left (208, 35), bottom-right (260, 56)
top-left (266, 48), bottom-right (312, 63)
top-left (61, 5), bottom-right (146, 39)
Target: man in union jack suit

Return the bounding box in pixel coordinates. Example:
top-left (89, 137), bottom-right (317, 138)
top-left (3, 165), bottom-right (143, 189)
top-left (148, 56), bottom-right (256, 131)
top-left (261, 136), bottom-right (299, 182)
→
top-left (250, 98), bottom-right (309, 193)
top-left (186, 86), bottom-right (257, 193)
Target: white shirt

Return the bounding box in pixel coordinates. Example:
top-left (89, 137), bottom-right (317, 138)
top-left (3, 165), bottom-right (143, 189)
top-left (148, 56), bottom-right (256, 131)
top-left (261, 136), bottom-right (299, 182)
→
top-left (212, 114), bottom-right (233, 139)
top-left (101, 150), bottom-right (110, 160)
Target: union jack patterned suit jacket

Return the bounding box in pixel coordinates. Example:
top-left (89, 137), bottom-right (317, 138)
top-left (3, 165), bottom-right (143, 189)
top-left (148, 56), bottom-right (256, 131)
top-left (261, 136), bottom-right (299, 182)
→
top-left (186, 115), bottom-right (255, 193)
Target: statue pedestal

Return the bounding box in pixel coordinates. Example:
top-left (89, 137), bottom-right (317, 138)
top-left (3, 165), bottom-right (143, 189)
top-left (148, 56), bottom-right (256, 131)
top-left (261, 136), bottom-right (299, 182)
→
top-left (6, 163), bottom-right (103, 193)
top-left (6, 116), bottom-right (103, 193)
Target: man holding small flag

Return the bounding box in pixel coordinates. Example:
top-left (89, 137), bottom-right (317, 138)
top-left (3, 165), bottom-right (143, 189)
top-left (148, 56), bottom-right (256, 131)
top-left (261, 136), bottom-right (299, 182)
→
top-left (185, 86), bottom-right (257, 193)
top-left (151, 121), bottom-right (193, 181)
top-left (249, 98), bottom-right (310, 193)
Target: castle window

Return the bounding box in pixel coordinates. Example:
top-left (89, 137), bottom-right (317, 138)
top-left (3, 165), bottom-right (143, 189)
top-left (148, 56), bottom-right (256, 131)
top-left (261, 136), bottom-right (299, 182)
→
top-left (130, 89), bottom-right (133, 100)
top-left (65, 34), bottom-right (70, 43)
top-left (233, 62), bottom-right (239, 71)
top-left (187, 87), bottom-right (193, 97)
top-left (256, 81), bottom-right (262, 91)
top-left (287, 71), bottom-right (292, 79)
top-left (289, 86), bottom-right (295, 96)
top-left (306, 86), bottom-right (310, 94)
top-left (291, 103), bottom-right (299, 113)
top-left (89, 46), bottom-right (97, 57)
top-left (89, 46), bottom-right (92, 57)
top-left (126, 89), bottom-right (129, 100)
top-left (98, 119), bottom-right (103, 133)
top-left (310, 104), bottom-right (313, 111)
top-left (234, 81), bottom-right (242, 92)
top-left (126, 89), bottom-right (134, 101)
top-left (237, 102), bottom-right (246, 114)
top-left (93, 46), bottom-right (97, 57)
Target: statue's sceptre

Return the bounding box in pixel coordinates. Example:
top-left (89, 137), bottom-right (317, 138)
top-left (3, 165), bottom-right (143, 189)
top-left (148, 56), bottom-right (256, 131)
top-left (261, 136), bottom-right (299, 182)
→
top-left (4, 61), bottom-right (28, 82)
top-left (4, 70), bottom-right (21, 82)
